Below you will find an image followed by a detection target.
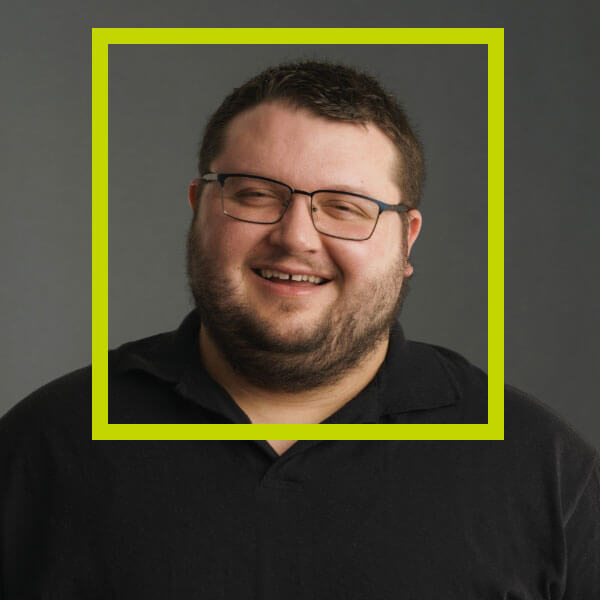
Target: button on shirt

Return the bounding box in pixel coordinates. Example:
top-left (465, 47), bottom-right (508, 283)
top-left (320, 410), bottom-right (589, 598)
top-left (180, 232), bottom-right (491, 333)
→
top-left (1, 310), bottom-right (598, 598)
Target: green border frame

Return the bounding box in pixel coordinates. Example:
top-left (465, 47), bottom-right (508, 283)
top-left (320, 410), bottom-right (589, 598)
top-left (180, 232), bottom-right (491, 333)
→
top-left (92, 28), bottom-right (504, 441)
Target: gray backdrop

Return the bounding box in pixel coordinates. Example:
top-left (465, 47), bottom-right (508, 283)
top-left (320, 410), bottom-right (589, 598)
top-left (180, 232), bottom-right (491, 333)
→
top-left (1, 1), bottom-right (598, 450)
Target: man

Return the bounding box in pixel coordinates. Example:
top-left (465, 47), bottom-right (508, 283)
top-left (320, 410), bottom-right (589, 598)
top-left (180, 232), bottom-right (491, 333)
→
top-left (1, 61), bottom-right (598, 597)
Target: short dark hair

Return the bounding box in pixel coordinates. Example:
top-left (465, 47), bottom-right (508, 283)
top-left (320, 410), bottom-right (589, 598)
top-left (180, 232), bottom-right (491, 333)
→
top-left (198, 60), bottom-right (425, 209)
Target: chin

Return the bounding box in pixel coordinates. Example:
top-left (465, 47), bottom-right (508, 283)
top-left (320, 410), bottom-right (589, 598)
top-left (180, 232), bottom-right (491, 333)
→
top-left (263, 314), bottom-right (320, 339)
top-left (255, 306), bottom-right (323, 337)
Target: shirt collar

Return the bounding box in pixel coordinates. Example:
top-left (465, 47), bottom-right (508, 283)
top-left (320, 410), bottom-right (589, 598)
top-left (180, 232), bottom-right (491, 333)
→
top-left (111, 309), bottom-right (459, 423)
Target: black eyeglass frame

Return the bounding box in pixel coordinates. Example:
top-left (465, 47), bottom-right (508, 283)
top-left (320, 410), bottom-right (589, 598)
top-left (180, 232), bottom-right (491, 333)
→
top-left (200, 172), bottom-right (409, 241)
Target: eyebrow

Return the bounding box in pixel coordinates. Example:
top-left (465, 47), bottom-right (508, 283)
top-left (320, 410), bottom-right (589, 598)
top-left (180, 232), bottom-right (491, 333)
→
top-left (319, 182), bottom-right (373, 195)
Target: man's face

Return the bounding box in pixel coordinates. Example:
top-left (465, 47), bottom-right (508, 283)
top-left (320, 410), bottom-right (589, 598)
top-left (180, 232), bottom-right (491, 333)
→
top-left (187, 101), bottom-right (421, 391)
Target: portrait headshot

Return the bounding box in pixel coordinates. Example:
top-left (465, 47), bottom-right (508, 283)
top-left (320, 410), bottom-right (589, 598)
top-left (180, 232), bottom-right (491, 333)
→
top-left (105, 41), bottom-right (489, 438)
top-left (1, 4), bottom-right (599, 598)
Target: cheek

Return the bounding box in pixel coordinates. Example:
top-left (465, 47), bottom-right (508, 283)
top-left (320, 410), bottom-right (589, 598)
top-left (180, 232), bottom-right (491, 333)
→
top-left (328, 235), bottom-right (401, 284)
top-left (326, 242), bottom-right (371, 283)
top-left (196, 211), bottom-right (264, 271)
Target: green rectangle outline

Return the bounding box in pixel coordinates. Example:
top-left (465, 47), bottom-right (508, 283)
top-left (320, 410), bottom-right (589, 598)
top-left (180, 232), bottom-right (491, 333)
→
top-left (92, 28), bottom-right (504, 441)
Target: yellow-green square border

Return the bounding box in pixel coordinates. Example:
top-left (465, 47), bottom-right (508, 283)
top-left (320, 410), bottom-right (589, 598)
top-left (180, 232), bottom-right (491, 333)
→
top-left (92, 28), bottom-right (504, 441)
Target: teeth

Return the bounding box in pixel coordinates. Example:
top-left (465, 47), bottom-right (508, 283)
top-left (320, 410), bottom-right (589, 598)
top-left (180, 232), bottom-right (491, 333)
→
top-left (259, 269), bottom-right (325, 284)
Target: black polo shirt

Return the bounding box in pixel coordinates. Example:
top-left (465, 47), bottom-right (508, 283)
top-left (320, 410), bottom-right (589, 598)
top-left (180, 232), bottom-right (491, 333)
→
top-left (1, 310), bottom-right (598, 598)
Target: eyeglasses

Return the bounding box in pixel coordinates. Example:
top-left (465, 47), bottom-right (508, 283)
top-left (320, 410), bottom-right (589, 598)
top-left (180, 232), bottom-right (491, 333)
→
top-left (200, 172), bottom-right (409, 241)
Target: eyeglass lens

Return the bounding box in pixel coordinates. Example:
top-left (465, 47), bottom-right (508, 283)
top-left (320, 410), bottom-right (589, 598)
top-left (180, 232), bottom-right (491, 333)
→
top-left (221, 176), bottom-right (379, 240)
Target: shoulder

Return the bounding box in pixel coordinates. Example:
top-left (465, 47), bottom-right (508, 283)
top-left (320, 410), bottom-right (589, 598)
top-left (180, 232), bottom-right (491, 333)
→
top-left (498, 387), bottom-right (599, 529)
top-left (503, 384), bottom-right (598, 484)
top-left (402, 340), bottom-right (597, 467)
top-left (436, 347), bottom-right (598, 498)
top-left (1, 365), bottom-right (92, 440)
top-left (494, 382), bottom-right (597, 467)
top-left (0, 365), bottom-right (95, 483)
top-left (416, 343), bottom-right (599, 501)
top-left (503, 383), bottom-right (586, 441)
top-left (0, 323), bottom-right (188, 442)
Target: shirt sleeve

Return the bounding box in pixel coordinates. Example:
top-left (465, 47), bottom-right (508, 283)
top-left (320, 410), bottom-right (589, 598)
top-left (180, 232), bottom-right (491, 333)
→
top-left (562, 452), bottom-right (600, 598)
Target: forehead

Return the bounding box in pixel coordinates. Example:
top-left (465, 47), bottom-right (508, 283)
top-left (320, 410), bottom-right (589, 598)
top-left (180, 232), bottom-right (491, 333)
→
top-left (214, 101), bottom-right (400, 199)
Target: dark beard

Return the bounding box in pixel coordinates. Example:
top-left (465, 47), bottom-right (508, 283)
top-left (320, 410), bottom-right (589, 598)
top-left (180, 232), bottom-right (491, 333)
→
top-left (186, 222), bottom-right (410, 393)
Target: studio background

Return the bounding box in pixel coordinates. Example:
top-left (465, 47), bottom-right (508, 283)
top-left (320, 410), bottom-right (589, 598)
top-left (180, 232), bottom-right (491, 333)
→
top-left (1, 1), bottom-right (598, 450)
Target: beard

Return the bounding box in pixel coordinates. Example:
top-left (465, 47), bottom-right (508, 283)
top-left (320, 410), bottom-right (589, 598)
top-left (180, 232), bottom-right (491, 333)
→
top-left (186, 221), bottom-right (410, 393)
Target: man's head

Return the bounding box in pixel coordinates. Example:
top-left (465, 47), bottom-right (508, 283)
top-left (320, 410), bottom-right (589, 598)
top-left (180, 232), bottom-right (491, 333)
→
top-left (186, 61), bottom-right (423, 392)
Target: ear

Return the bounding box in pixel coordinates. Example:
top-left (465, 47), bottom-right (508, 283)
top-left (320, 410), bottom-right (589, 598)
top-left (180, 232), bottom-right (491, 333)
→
top-left (403, 209), bottom-right (423, 277)
top-left (188, 178), bottom-right (201, 211)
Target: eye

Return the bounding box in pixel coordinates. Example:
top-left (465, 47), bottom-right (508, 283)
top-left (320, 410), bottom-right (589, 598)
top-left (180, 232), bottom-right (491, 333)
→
top-left (233, 188), bottom-right (282, 203)
top-left (331, 203), bottom-right (360, 213)
top-left (318, 198), bottom-right (371, 220)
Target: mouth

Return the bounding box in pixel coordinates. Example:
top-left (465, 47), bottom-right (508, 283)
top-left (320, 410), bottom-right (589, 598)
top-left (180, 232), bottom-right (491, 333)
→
top-left (252, 268), bottom-right (331, 286)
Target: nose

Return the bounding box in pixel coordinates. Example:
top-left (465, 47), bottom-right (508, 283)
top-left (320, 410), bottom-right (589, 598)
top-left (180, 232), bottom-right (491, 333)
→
top-left (266, 192), bottom-right (322, 253)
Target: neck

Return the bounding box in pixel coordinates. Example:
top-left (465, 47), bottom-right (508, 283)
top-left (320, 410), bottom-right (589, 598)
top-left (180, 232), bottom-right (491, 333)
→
top-left (198, 327), bottom-right (389, 426)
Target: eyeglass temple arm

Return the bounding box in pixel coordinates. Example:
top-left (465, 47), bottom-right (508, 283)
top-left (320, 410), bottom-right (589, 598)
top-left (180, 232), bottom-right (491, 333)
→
top-left (372, 198), bottom-right (410, 214)
top-left (201, 173), bottom-right (219, 182)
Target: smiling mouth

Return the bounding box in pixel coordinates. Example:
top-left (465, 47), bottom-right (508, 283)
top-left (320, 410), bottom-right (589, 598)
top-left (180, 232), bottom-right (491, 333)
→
top-left (253, 268), bottom-right (330, 286)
